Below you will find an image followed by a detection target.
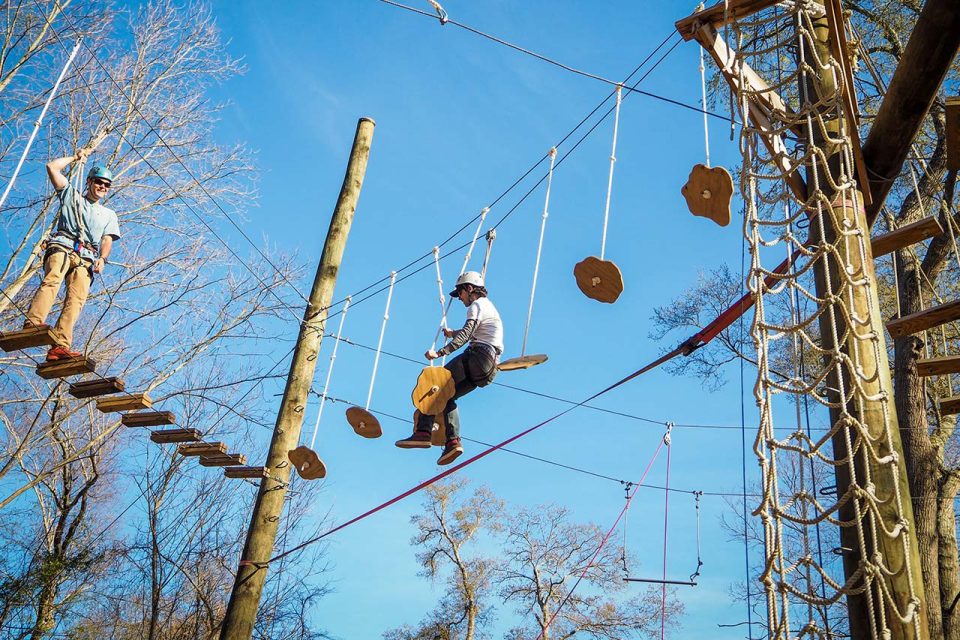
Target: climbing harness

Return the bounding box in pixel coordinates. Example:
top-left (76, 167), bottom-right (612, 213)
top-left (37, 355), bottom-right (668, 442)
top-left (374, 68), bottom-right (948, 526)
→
top-left (346, 272), bottom-right (397, 438)
top-left (574, 84), bottom-right (625, 303)
top-left (288, 296), bottom-right (352, 481)
top-left (499, 147), bottom-right (555, 372)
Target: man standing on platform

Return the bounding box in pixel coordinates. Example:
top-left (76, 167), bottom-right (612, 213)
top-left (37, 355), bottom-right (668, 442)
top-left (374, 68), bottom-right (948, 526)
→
top-left (25, 150), bottom-right (120, 361)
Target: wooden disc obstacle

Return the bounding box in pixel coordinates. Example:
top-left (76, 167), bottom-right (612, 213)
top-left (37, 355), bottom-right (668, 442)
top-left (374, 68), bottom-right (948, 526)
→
top-left (411, 366), bottom-right (455, 415)
top-left (413, 409), bottom-right (447, 447)
top-left (346, 406), bottom-right (382, 438)
top-left (288, 446), bottom-right (327, 480)
top-left (498, 354), bottom-right (548, 371)
top-left (680, 164), bottom-right (733, 227)
top-left (573, 256), bottom-right (623, 304)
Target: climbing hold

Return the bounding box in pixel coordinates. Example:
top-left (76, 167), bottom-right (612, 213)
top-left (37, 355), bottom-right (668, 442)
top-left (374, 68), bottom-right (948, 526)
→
top-left (573, 256), bottom-right (623, 303)
top-left (681, 164), bottom-right (733, 227)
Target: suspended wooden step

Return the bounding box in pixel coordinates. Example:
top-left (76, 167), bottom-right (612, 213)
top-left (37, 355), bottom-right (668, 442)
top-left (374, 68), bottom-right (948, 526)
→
top-left (150, 428), bottom-right (201, 444)
top-left (886, 300), bottom-right (960, 338)
top-left (177, 441), bottom-right (227, 457)
top-left (680, 164), bottom-right (733, 227)
top-left (69, 376), bottom-right (125, 398)
top-left (498, 354), bottom-right (548, 371)
top-left (916, 356), bottom-right (960, 377)
top-left (411, 366), bottom-right (455, 415)
top-left (224, 466), bottom-right (270, 480)
top-left (573, 256), bottom-right (623, 304)
top-left (199, 453), bottom-right (247, 467)
top-left (36, 357), bottom-right (96, 380)
top-left (938, 396), bottom-right (960, 416)
top-left (96, 392), bottom-right (152, 414)
top-left (0, 324), bottom-right (56, 352)
top-left (288, 446), bottom-right (326, 480)
top-left (870, 216), bottom-right (943, 257)
top-left (122, 411), bottom-right (175, 427)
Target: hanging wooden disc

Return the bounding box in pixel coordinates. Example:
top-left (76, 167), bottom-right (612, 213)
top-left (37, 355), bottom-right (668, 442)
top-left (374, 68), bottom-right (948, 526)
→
top-left (413, 409), bottom-right (448, 447)
top-left (346, 406), bottom-right (382, 439)
top-left (498, 354), bottom-right (548, 371)
top-left (411, 366), bottom-right (455, 415)
top-left (573, 256), bottom-right (623, 303)
top-left (680, 164), bottom-right (733, 227)
top-left (288, 446), bottom-right (326, 480)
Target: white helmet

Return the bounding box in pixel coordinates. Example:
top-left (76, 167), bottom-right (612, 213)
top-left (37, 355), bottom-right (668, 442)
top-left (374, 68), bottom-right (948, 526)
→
top-left (449, 271), bottom-right (484, 296)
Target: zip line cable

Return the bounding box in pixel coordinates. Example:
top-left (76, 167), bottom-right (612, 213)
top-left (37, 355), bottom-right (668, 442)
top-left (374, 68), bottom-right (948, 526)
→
top-left (377, 0), bottom-right (738, 124)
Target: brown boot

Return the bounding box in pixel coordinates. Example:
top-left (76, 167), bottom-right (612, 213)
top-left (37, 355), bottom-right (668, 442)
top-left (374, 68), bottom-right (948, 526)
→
top-left (46, 345), bottom-right (82, 361)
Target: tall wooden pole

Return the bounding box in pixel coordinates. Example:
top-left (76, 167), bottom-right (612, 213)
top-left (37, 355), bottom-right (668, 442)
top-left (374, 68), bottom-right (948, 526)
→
top-left (805, 14), bottom-right (928, 640)
top-left (219, 117), bottom-right (375, 640)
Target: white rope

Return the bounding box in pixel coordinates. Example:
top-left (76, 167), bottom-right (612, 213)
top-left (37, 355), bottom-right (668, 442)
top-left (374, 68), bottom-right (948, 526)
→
top-left (459, 207), bottom-right (489, 276)
top-left (480, 228), bottom-right (496, 280)
top-left (699, 40), bottom-right (711, 167)
top-left (521, 147), bottom-right (556, 357)
top-left (431, 246), bottom-right (448, 349)
top-left (599, 84), bottom-right (623, 260)
top-left (308, 296), bottom-right (351, 449)
top-left (0, 38), bottom-right (82, 210)
top-left (365, 271), bottom-right (397, 411)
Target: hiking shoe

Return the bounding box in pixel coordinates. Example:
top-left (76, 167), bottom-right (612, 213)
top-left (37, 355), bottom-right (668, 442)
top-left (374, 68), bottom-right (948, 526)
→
top-left (22, 321), bottom-right (49, 330)
top-left (395, 431), bottom-right (432, 449)
top-left (46, 346), bottom-right (82, 361)
top-left (437, 439), bottom-right (464, 465)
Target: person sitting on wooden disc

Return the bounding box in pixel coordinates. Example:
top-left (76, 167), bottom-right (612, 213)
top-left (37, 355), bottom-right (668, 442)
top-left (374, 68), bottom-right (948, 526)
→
top-left (396, 271), bottom-right (503, 465)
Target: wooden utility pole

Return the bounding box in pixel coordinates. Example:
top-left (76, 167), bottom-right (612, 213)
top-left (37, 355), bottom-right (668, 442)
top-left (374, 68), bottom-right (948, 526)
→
top-left (219, 117), bottom-right (375, 640)
top-left (805, 11), bottom-right (929, 640)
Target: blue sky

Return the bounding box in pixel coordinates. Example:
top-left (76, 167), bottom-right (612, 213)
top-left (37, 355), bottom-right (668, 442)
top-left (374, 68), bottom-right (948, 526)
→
top-left (203, 1), bottom-right (769, 637)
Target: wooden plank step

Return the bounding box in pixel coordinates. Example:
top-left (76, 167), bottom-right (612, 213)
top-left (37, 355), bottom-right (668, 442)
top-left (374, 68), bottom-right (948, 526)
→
top-left (122, 411), bottom-right (175, 427)
top-left (69, 377), bottom-right (125, 398)
top-left (150, 428), bottom-right (201, 444)
top-left (870, 217), bottom-right (943, 257)
top-left (887, 300), bottom-right (960, 338)
top-left (938, 395), bottom-right (960, 416)
top-left (177, 441), bottom-right (227, 457)
top-left (199, 453), bottom-right (247, 468)
top-left (224, 466), bottom-right (269, 479)
top-left (0, 324), bottom-right (56, 352)
top-left (675, 0), bottom-right (779, 40)
top-left (96, 393), bottom-right (152, 414)
top-left (36, 357), bottom-right (96, 380)
top-left (916, 356), bottom-right (960, 377)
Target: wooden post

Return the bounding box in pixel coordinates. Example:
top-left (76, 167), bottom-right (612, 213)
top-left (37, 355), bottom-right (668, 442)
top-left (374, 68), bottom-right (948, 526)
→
top-left (219, 117), bottom-right (375, 640)
top-left (805, 13), bottom-right (928, 640)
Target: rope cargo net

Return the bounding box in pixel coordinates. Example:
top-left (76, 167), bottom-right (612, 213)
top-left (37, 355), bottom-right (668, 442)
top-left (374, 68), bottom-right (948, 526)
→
top-left (727, 4), bottom-right (923, 639)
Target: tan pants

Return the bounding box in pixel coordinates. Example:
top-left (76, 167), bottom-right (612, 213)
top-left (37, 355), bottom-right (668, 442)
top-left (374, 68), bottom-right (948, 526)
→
top-left (25, 249), bottom-right (93, 349)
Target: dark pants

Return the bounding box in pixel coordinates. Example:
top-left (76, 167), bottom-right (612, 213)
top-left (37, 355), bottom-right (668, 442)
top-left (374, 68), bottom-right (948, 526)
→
top-left (417, 345), bottom-right (497, 442)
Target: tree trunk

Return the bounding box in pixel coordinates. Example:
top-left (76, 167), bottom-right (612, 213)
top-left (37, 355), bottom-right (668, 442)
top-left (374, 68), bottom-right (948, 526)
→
top-left (939, 475), bottom-right (960, 640)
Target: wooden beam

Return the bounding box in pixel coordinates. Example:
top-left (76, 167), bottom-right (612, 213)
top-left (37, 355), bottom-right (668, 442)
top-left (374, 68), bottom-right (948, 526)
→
top-left (122, 411), bottom-right (176, 427)
top-left (675, 0), bottom-right (781, 40)
top-left (938, 395), bottom-right (960, 416)
top-left (150, 428), bottom-right (201, 444)
top-left (886, 300), bottom-right (960, 338)
top-left (68, 377), bottom-right (125, 399)
top-left (863, 0), bottom-right (960, 226)
top-left (36, 357), bottom-right (96, 380)
top-left (0, 324), bottom-right (55, 351)
top-left (947, 96), bottom-right (960, 172)
top-left (870, 217), bottom-right (944, 257)
top-left (916, 356), bottom-right (960, 377)
top-left (96, 393), bottom-right (152, 414)
top-left (199, 453), bottom-right (247, 468)
top-left (177, 441), bottom-right (227, 457)
top-left (225, 466), bottom-right (270, 480)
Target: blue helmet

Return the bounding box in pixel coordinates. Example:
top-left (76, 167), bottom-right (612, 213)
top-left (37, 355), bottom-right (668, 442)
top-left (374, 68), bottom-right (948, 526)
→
top-left (87, 165), bottom-right (114, 184)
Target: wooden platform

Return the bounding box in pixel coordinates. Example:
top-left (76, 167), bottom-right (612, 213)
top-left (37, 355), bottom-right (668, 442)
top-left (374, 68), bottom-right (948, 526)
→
top-left (149, 428), bottom-right (201, 444)
top-left (69, 377), bottom-right (125, 398)
top-left (122, 411), bottom-right (175, 427)
top-left (224, 466), bottom-right (269, 479)
top-left (199, 453), bottom-right (247, 467)
top-left (36, 357), bottom-right (96, 380)
top-left (938, 396), bottom-right (960, 416)
top-left (177, 441), bottom-right (227, 457)
top-left (0, 325), bottom-right (56, 352)
top-left (96, 393), bottom-right (152, 414)
top-left (886, 300), bottom-right (960, 338)
top-left (870, 217), bottom-right (943, 257)
top-left (916, 356), bottom-right (960, 377)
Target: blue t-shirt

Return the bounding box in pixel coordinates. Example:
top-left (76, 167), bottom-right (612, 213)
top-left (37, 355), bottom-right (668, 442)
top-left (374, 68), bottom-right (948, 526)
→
top-left (49, 184), bottom-right (121, 261)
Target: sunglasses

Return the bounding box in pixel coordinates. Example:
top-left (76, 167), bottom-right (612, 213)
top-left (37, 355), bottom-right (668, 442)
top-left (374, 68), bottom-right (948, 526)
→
top-left (92, 179), bottom-right (112, 189)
